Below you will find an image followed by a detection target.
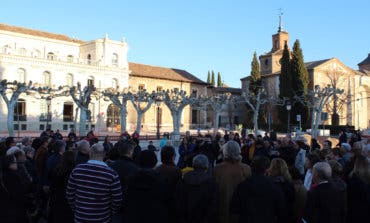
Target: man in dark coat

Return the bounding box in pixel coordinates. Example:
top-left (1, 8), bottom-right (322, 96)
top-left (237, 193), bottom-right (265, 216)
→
top-left (230, 156), bottom-right (287, 223)
top-left (176, 154), bottom-right (218, 223)
top-left (303, 162), bottom-right (346, 223)
top-left (126, 150), bottom-right (170, 223)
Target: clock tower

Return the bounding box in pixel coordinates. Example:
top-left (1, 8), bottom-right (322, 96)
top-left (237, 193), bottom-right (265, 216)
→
top-left (260, 15), bottom-right (290, 75)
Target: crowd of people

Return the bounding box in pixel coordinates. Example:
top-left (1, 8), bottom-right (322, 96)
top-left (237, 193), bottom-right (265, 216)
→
top-left (0, 128), bottom-right (369, 223)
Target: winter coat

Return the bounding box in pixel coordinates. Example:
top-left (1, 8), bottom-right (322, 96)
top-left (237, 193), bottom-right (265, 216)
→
top-left (0, 170), bottom-right (28, 223)
top-left (176, 170), bottom-right (218, 223)
top-left (292, 180), bottom-right (307, 223)
top-left (272, 176), bottom-right (296, 223)
top-left (295, 149), bottom-right (306, 175)
top-left (48, 168), bottom-right (74, 223)
top-left (213, 161), bottom-right (251, 223)
top-left (230, 174), bottom-right (287, 223)
top-left (125, 169), bottom-right (170, 223)
top-left (346, 174), bottom-right (370, 223)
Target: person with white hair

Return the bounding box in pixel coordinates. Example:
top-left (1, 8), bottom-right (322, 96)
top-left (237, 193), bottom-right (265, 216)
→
top-left (176, 154), bottom-right (218, 223)
top-left (75, 140), bottom-right (90, 165)
top-left (66, 141), bottom-right (122, 223)
top-left (213, 141), bottom-right (251, 223)
top-left (304, 162), bottom-right (346, 223)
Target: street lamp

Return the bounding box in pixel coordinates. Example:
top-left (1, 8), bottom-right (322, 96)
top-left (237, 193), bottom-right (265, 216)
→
top-left (286, 101), bottom-right (291, 133)
top-left (46, 96), bottom-right (52, 130)
top-left (156, 100), bottom-right (161, 140)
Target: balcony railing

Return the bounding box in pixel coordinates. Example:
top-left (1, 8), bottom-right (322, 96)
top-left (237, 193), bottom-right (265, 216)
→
top-left (39, 114), bottom-right (52, 122)
top-left (63, 115), bottom-right (74, 122)
top-left (14, 115), bottom-right (27, 121)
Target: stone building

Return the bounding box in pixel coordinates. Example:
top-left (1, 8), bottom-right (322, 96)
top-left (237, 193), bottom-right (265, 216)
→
top-left (241, 23), bottom-right (370, 130)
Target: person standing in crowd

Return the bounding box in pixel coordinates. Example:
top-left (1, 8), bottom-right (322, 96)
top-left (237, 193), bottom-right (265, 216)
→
top-left (294, 139), bottom-right (306, 177)
top-left (147, 140), bottom-right (157, 151)
top-left (109, 141), bottom-right (140, 222)
top-left (304, 154), bottom-right (320, 190)
top-left (338, 130), bottom-right (348, 146)
top-left (157, 146), bottom-right (182, 222)
top-left (24, 146), bottom-right (37, 183)
top-left (66, 143), bottom-right (122, 223)
top-left (132, 138), bottom-right (142, 163)
top-left (304, 162), bottom-right (346, 223)
top-left (178, 137), bottom-right (190, 169)
top-left (125, 150), bottom-right (170, 223)
top-left (34, 136), bottom-right (50, 184)
top-left (230, 156), bottom-right (286, 223)
top-left (176, 154), bottom-right (218, 223)
top-left (214, 141), bottom-right (251, 223)
top-left (289, 167), bottom-right (307, 223)
top-left (160, 133), bottom-right (169, 149)
top-left (67, 128), bottom-right (77, 141)
top-left (346, 155), bottom-right (370, 223)
top-left (54, 129), bottom-right (63, 140)
top-left (267, 158), bottom-right (295, 223)
top-left (0, 155), bottom-right (29, 223)
top-left (103, 135), bottom-right (113, 152)
top-left (48, 151), bottom-right (76, 223)
top-left (45, 140), bottom-right (66, 185)
top-left (75, 140), bottom-right (90, 165)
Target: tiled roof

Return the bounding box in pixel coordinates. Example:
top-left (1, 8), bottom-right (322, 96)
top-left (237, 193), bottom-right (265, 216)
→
top-left (128, 62), bottom-right (207, 85)
top-left (358, 53), bottom-right (370, 66)
top-left (305, 59), bottom-right (331, 69)
top-left (0, 23), bottom-right (84, 44)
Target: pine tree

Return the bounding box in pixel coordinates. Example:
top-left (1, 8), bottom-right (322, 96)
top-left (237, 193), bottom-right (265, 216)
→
top-left (249, 52), bottom-right (261, 95)
top-left (217, 72), bottom-right (222, 87)
top-left (211, 70), bottom-right (215, 86)
top-left (278, 43), bottom-right (291, 125)
top-left (207, 71), bottom-right (211, 83)
top-left (290, 39), bottom-right (310, 128)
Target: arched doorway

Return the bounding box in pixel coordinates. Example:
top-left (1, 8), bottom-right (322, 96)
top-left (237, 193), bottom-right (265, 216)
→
top-left (107, 104), bottom-right (120, 128)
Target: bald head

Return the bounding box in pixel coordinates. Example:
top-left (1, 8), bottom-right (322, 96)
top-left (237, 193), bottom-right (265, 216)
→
top-left (90, 143), bottom-right (105, 161)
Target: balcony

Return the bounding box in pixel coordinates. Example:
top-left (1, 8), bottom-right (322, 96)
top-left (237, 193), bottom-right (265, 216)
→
top-left (63, 115), bottom-right (74, 122)
top-left (14, 115), bottom-right (27, 121)
top-left (39, 114), bottom-right (52, 122)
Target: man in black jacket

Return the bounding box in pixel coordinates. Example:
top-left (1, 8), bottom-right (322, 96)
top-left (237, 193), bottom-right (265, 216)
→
top-left (303, 162), bottom-right (346, 223)
top-left (230, 156), bottom-right (287, 223)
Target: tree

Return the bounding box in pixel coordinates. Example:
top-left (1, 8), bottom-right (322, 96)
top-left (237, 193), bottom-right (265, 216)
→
top-left (249, 52), bottom-right (261, 94)
top-left (217, 72), bottom-right (222, 87)
top-left (129, 90), bottom-right (156, 134)
top-left (211, 70), bottom-right (215, 86)
top-left (102, 87), bottom-right (132, 133)
top-left (290, 39), bottom-right (310, 127)
top-left (69, 82), bottom-right (96, 137)
top-left (279, 43), bottom-right (292, 124)
top-left (294, 85), bottom-right (343, 138)
top-left (207, 71), bottom-right (211, 84)
top-left (240, 87), bottom-right (285, 135)
top-left (161, 88), bottom-right (197, 140)
top-left (0, 80), bottom-right (33, 136)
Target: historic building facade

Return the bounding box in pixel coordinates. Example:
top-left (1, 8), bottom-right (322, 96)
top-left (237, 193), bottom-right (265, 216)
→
top-left (241, 25), bottom-right (370, 130)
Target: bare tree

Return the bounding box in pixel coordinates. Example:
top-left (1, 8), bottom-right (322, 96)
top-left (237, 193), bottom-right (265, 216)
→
top-left (102, 87), bottom-right (133, 133)
top-left (68, 82), bottom-right (96, 137)
top-left (0, 80), bottom-right (33, 136)
top-left (161, 88), bottom-right (197, 140)
top-left (239, 88), bottom-right (285, 135)
top-left (129, 90), bottom-right (156, 134)
top-left (294, 85), bottom-right (343, 138)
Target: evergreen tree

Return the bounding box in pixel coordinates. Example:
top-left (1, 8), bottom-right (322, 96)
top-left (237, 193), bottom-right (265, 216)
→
top-left (290, 39), bottom-right (310, 128)
top-left (249, 52), bottom-right (261, 95)
top-left (211, 70), bottom-right (215, 86)
top-left (207, 71), bottom-right (211, 83)
top-left (278, 43), bottom-right (291, 125)
top-left (217, 72), bottom-right (222, 87)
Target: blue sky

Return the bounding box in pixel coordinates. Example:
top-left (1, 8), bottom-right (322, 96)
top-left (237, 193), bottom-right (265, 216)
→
top-left (1, 0), bottom-right (369, 87)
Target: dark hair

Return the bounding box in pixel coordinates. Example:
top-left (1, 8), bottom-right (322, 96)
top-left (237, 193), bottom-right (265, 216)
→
top-left (31, 138), bottom-right (41, 150)
top-left (0, 155), bottom-right (16, 191)
top-left (115, 141), bottom-right (135, 157)
top-left (307, 154), bottom-right (320, 168)
top-left (5, 137), bottom-right (15, 149)
top-left (53, 140), bottom-right (66, 153)
top-left (251, 156), bottom-right (270, 174)
top-left (161, 146), bottom-right (176, 165)
top-left (139, 150), bottom-right (157, 168)
top-left (55, 151), bottom-right (76, 176)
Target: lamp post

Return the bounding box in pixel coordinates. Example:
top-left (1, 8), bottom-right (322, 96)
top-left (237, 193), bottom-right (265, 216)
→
top-left (156, 100), bottom-right (161, 140)
top-left (46, 96), bottom-right (52, 130)
top-left (286, 101), bottom-right (291, 133)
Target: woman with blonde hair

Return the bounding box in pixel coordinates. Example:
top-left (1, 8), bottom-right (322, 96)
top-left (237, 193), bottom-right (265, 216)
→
top-left (268, 158), bottom-right (295, 223)
top-left (347, 155), bottom-right (370, 222)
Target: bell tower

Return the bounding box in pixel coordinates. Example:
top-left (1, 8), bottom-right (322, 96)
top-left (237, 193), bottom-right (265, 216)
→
top-left (271, 14), bottom-right (289, 52)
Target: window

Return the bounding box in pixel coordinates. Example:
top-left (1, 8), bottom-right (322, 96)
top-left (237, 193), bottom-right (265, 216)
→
top-left (67, 55), bottom-right (74, 63)
top-left (112, 78), bottom-right (118, 89)
top-left (87, 76), bottom-right (94, 86)
top-left (63, 102), bottom-right (74, 122)
top-left (192, 89), bottom-right (198, 97)
top-left (32, 49), bottom-right (41, 58)
top-left (156, 86), bottom-right (163, 92)
top-left (43, 71), bottom-right (51, 87)
top-left (40, 100), bottom-right (47, 116)
top-left (19, 48), bottom-right (27, 56)
top-left (112, 53), bottom-right (118, 66)
top-left (66, 74), bottom-right (73, 87)
top-left (14, 99), bottom-right (27, 121)
top-left (47, 52), bottom-right (55, 60)
top-left (17, 68), bottom-right (26, 83)
top-left (2, 45), bottom-right (12, 54)
top-left (138, 84), bottom-right (145, 92)
top-left (87, 54), bottom-right (91, 64)
top-left (192, 109), bottom-right (198, 124)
